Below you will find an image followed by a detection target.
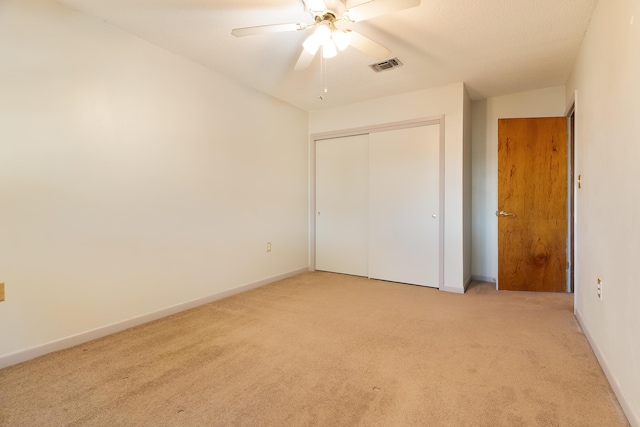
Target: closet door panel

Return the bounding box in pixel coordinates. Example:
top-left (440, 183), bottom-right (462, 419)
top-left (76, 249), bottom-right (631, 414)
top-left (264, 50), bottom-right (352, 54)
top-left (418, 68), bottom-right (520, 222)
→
top-left (368, 125), bottom-right (440, 287)
top-left (315, 135), bottom-right (369, 276)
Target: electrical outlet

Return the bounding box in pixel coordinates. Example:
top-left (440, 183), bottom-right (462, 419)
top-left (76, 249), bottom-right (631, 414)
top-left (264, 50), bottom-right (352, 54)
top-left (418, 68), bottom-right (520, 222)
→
top-left (597, 278), bottom-right (603, 300)
top-left (0, 282), bottom-right (4, 302)
top-left (266, 242), bottom-right (272, 252)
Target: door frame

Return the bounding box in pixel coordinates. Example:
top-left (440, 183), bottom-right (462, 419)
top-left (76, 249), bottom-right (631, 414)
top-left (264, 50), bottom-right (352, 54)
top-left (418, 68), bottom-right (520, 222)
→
top-left (309, 116), bottom-right (446, 290)
top-left (566, 91), bottom-right (578, 305)
top-left (566, 102), bottom-right (575, 294)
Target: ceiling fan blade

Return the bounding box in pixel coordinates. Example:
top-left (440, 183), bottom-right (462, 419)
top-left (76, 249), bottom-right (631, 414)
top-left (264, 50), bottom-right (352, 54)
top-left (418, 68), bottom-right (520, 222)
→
top-left (344, 0), bottom-right (421, 22)
top-left (348, 31), bottom-right (391, 60)
top-left (231, 23), bottom-right (305, 37)
top-left (301, 0), bottom-right (328, 14)
top-left (294, 49), bottom-right (317, 71)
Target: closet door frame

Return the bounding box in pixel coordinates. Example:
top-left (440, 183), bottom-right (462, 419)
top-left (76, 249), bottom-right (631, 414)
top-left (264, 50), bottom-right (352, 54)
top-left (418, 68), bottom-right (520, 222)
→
top-left (309, 116), bottom-right (445, 290)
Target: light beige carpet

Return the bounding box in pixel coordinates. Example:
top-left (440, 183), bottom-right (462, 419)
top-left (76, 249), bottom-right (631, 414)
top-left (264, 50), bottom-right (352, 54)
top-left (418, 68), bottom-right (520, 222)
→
top-left (0, 272), bottom-right (629, 426)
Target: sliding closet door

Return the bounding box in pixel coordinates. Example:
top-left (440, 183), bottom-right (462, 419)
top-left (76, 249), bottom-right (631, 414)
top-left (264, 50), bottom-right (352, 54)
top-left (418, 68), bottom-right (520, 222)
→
top-left (315, 134), bottom-right (369, 276)
top-left (368, 125), bottom-right (440, 287)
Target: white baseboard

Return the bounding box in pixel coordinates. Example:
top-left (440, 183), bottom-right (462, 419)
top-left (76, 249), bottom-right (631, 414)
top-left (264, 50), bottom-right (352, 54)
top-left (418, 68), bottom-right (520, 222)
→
top-left (0, 268), bottom-right (309, 370)
top-left (440, 276), bottom-right (478, 294)
top-left (576, 311), bottom-right (639, 427)
top-left (440, 285), bottom-right (465, 294)
top-left (464, 276), bottom-right (472, 292)
top-left (471, 275), bottom-right (496, 283)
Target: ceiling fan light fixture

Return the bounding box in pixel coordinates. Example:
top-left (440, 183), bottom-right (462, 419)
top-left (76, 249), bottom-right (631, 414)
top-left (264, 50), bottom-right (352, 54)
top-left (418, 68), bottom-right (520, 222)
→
top-left (314, 23), bottom-right (331, 42)
top-left (302, 34), bottom-right (321, 54)
top-left (331, 29), bottom-right (351, 51)
top-left (305, 22), bottom-right (332, 54)
top-left (233, 0), bottom-right (420, 72)
top-left (322, 40), bottom-right (337, 58)
top-left (303, 23), bottom-right (329, 54)
top-left (303, 0), bottom-right (327, 13)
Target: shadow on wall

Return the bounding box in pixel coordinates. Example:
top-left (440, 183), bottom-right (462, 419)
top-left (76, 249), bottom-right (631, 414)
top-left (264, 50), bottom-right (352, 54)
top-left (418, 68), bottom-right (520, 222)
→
top-left (470, 99), bottom-right (493, 280)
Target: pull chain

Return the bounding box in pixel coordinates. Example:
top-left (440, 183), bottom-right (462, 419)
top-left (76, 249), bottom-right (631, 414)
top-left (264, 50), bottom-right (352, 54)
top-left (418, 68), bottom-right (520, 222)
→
top-left (318, 53), bottom-right (328, 100)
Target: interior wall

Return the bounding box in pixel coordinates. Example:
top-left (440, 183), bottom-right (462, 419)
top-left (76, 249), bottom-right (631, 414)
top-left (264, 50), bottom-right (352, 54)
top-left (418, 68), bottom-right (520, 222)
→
top-left (463, 86), bottom-right (472, 285)
top-left (309, 82), bottom-right (469, 292)
top-left (470, 86), bottom-right (566, 282)
top-left (0, 0), bottom-right (309, 362)
top-left (566, 0), bottom-right (640, 424)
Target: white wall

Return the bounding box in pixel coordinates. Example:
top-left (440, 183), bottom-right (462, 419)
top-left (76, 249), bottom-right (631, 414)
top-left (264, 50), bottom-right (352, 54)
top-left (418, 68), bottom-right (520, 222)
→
top-left (309, 82), bottom-right (469, 292)
top-left (470, 86), bottom-right (566, 282)
top-left (567, 0), bottom-right (640, 424)
top-left (463, 86), bottom-right (472, 285)
top-left (0, 0), bottom-right (309, 364)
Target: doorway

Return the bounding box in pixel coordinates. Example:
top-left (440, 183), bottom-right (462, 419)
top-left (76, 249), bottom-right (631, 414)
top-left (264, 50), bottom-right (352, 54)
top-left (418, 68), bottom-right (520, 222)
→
top-left (568, 106), bottom-right (576, 293)
top-left (497, 117), bottom-right (568, 292)
top-left (310, 117), bottom-right (445, 289)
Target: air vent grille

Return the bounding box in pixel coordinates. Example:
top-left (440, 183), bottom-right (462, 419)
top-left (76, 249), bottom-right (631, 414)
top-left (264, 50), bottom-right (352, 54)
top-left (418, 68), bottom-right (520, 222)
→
top-left (369, 58), bottom-right (403, 72)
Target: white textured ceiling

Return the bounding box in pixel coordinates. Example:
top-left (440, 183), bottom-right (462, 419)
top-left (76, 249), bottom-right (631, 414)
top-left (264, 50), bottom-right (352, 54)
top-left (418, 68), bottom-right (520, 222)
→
top-left (54, 0), bottom-right (598, 111)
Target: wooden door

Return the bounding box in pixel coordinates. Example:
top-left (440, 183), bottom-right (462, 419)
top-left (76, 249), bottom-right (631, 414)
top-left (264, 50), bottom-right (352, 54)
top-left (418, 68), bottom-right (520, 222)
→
top-left (315, 134), bottom-right (369, 277)
top-left (498, 117), bottom-right (567, 292)
top-left (368, 125), bottom-right (440, 287)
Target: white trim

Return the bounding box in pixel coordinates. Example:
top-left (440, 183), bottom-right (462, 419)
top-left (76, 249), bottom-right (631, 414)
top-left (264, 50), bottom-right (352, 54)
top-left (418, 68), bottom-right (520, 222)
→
top-left (309, 116), bottom-right (446, 290)
top-left (569, 90), bottom-right (579, 316)
top-left (308, 135), bottom-right (317, 271)
top-left (440, 285), bottom-right (465, 294)
top-left (576, 311), bottom-right (639, 427)
top-left (311, 117), bottom-right (443, 142)
top-left (438, 116), bottom-right (446, 292)
top-left (463, 275), bottom-right (472, 292)
top-left (565, 90), bottom-right (576, 117)
top-left (0, 268), bottom-right (309, 370)
top-left (471, 275), bottom-right (496, 283)
top-left (565, 91), bottom-right (577, 298)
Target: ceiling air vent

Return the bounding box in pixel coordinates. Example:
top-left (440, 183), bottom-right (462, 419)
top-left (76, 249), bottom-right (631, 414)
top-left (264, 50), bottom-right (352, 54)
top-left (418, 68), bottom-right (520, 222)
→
top-left (369, 58), bottom-right (403, 73)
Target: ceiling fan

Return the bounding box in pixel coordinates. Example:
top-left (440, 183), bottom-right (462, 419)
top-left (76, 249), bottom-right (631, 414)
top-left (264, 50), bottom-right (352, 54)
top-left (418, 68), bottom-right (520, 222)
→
top-left (231, 0), bottom-right (421, 71)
